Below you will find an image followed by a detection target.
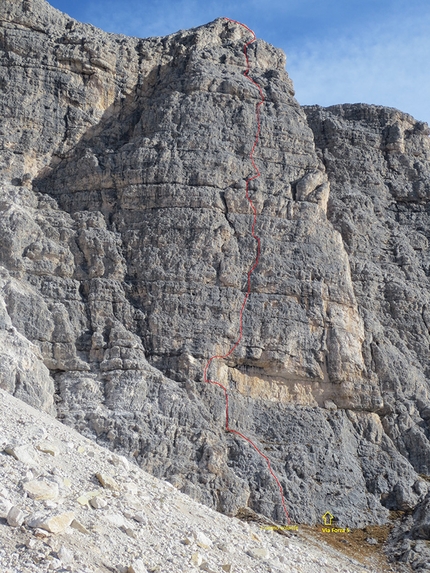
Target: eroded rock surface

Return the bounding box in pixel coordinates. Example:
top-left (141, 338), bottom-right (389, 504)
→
top-left (1, 3), bottom-right (430, 569)
top-left (304, 103), bottom-right (430, 569)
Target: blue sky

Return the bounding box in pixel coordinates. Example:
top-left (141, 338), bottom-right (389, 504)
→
top-left (49, 0), bottom-right (430, 124)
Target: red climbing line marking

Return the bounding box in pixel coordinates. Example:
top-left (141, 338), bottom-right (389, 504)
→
top-left (203, 17), bottom-right (290, 525)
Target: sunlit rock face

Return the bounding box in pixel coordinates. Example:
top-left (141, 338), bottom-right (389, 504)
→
top-left (1, 4), bottom-right (430, 561)
top-left (305, 103), bottom-right (430, 471)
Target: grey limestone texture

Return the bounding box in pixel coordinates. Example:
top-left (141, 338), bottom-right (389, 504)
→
top-left (1, 0), bottom-right (430, 569)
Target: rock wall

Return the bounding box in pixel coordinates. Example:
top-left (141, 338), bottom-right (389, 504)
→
top-left (1, 4), bottom-right (430, 566)
top-left (304, 104), bottom-right (430, 566)
top-left (304, 104), bottom-right (430, 476)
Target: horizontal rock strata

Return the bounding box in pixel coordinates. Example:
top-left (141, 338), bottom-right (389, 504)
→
top-left (1, 3), bottom-right (430, 569)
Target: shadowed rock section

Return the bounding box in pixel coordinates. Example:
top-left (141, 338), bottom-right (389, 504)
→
top-left (1, 2), bottom-right (430, 568)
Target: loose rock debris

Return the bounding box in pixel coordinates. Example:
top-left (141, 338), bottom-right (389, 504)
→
top-left (0, 389), bottom-right (401, 573)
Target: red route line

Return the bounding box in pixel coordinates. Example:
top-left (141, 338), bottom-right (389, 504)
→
top-left (202, 17), bottom-right (291, 525)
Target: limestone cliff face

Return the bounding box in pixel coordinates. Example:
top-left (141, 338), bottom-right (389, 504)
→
top-left (1, 2), bottom-right (430, 563)
top-left (304, 104), bottom-right (430, 477)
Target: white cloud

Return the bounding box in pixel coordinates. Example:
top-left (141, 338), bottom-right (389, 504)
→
top-left (285, 12), bottom-right (430, 123)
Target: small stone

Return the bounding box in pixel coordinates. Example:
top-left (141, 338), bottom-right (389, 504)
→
top-left (26, 538), bottom-right (38, 549)
top-left (200, 563), bottom-right (217, 573)
top-left (96, 472), bottom-right (119, 490)
top-left (111, 455), bottom-right (130, 472)
top-left (123, 526), bottom-right (137, 539)
top-left (249, 547), bottom-right (270, 559)
top-left (128, 558), bottom-right (147, 573)
top-left (48, 557), bottom-right (62, 570)
top-left (34, 527), bottom-right (51, 538)
top-left (125, 482), bottom-right (138, 494)
top-left (45, 501), bottom-right (58, 509)
top-left (106, 512), bottom-right (126, 527)
top-left (77, 446), bottom-right (85, 454)
top-left (41, 512), bottom-right (75, 534)
top-left (7, 506), bottom-right (26, 527)
top-left (58, 545), bottom-right (74, 564)
top-left (90, 496), bottom-right (107, 509)
top-left (24, 480), bottom-right (59, 501)
top-left (28, 426), bottom-right (48, 441)
top-left (133, 511), bottom-right (147, 524)
top-left (366, 537), bottom-right (378, 545)
top-left (182, 537), bottom-right (192, 545)
top-left (4, 444), bottom-right (38, 466)
top-left (221, 565), bottom-right (233, 573)
top-left (123, 494), bottom-right (143, 510)
top-left (191, 552), bottom-right (203, 566)
top-left (70, 519), bottom-right (91, 534)
top-left (0, 497), bottom-right (13, 519)
top-left (225, 544), bottom-right (235, 554)
top-left (36, 441), bottom-right (60, 457)
top-left (77, 490), bottom-right (102, 506)
top-left (194, 530), bottom-right (212, 549)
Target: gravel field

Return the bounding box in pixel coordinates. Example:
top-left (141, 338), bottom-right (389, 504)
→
top-left (0, 389), bottom-right (403, 573)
